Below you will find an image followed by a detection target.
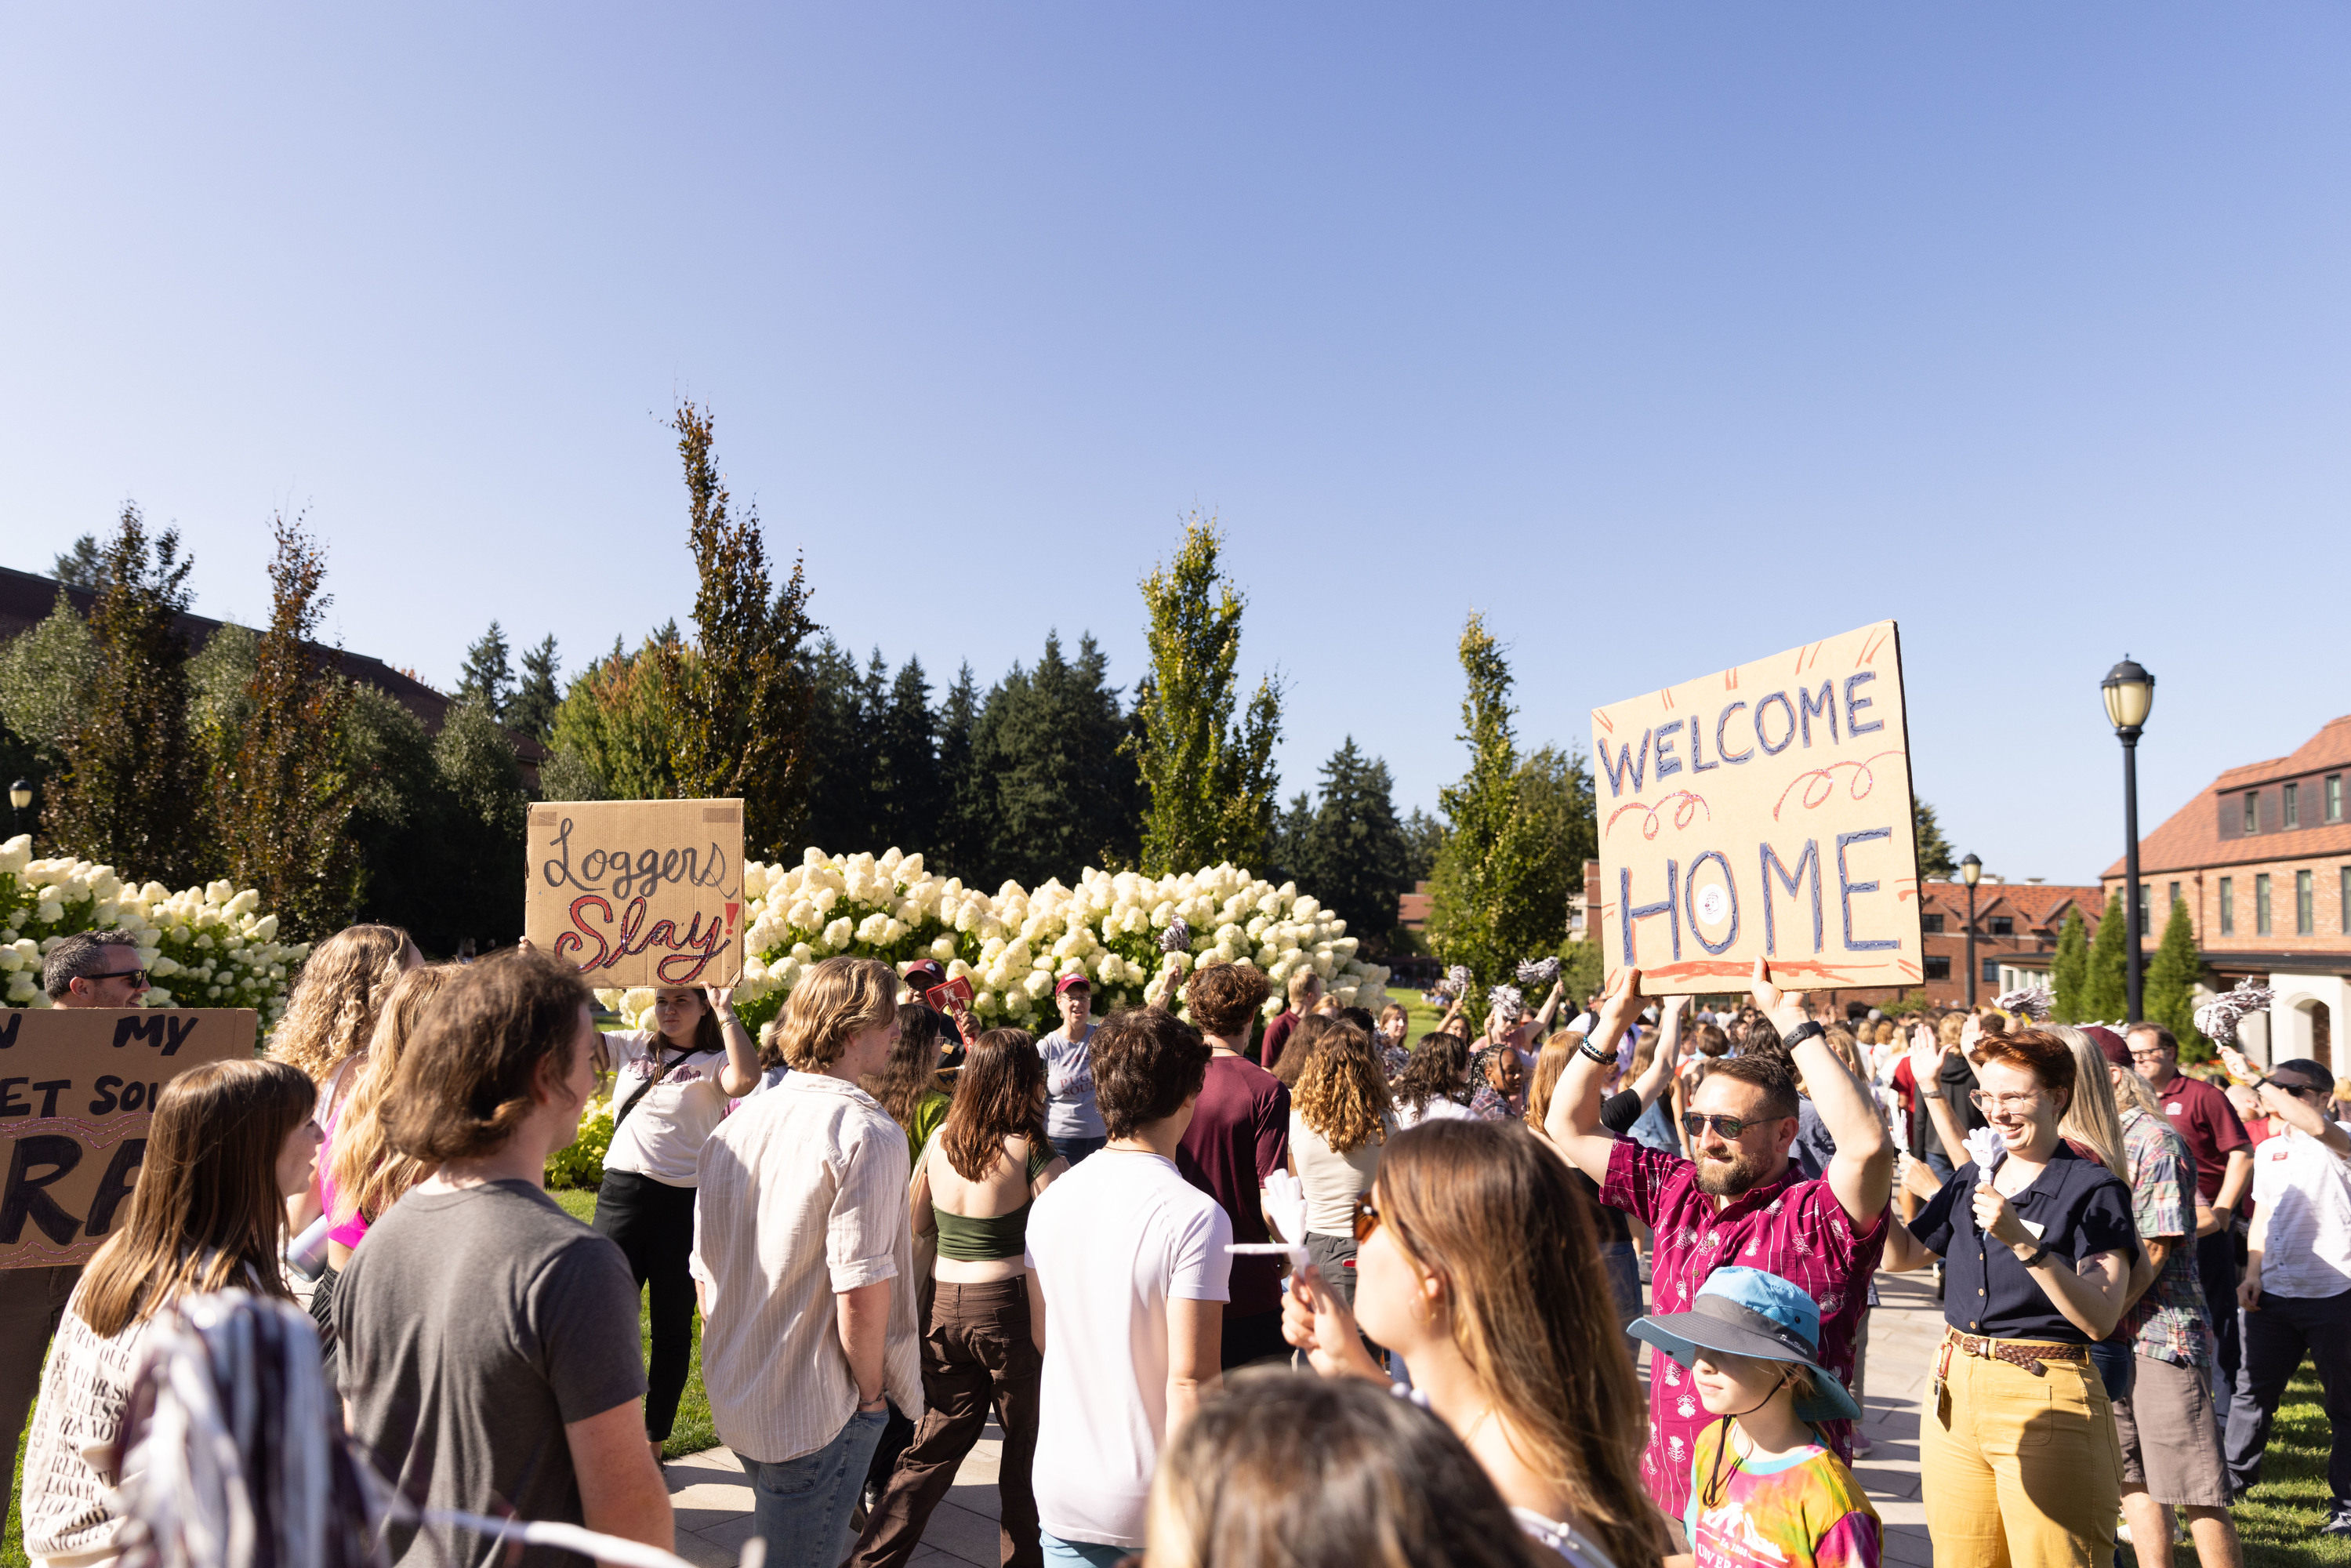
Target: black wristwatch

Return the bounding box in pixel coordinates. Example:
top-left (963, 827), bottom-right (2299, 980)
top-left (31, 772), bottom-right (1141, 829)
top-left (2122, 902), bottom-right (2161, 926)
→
top-left (2015, 1243), bottom-right (2051, 1270)
top-left (1781, 1021), bottom-right (1826, 1050)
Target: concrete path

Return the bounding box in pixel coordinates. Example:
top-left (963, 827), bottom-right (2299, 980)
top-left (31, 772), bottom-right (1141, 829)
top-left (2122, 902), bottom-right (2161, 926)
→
top-left (661, 1262), bottom-right (1947, 1568)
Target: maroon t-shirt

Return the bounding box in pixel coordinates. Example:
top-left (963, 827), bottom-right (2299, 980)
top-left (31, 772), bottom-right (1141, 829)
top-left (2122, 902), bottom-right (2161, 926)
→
top-left (1177, 1053), bottom-right (1292, 1318)
top-left (2158, 1073), bottom-right (2251, 1205)
top-left (1261, 1010), bottom-right (1301, 1073)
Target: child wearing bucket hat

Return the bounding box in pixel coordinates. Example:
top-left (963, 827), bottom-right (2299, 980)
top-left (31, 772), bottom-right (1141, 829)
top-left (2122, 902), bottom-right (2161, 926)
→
top-left (1630, 1267), bottom-right (1881, 1568)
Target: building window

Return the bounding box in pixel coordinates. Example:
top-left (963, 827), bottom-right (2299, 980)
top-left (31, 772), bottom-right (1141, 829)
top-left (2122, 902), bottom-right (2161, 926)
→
top-left (1924, 956), bottom-right (1951, 981)
top-left (2256, 873), bottom-right (2273, 936)
top-left (2245, 792), bottom-right (2260, 833)
top-left (2136, 884), bottom-right (2150, 928)
top-left (2220, 877), bottom-right (2235, 935)
top-left (2342, 866), bottom-right (2349, 934)
top-left (2168, 880), bottom-right (2182, 914)
top-left (1981, 957), bottom-right (2000, 983)
top-left (1921, 913), bottom-right (1946, 934)
top-left (2330, 773), bottom-right (2344, 823)
top-left (2286, 782), bottom-right (2301, 829)
top-left (1988, 916), bottom-right (2014, 937)
top-left (2298, 869), bottom-right (2314, 935)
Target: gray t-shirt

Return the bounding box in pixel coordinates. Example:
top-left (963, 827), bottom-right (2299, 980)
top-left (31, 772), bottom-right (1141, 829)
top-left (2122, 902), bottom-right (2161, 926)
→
top-left (336, 1180), bottom-right (646, 1567)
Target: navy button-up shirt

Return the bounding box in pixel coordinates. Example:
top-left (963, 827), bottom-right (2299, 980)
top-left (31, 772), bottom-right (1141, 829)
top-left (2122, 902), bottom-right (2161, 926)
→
top-left (1914, 1139), bottom-right (2139, 1344)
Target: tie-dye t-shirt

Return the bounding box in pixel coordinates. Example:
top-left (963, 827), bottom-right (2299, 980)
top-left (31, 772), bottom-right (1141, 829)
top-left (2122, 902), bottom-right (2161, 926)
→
top-left (1683, 1421), bottom-right (1881, 1568)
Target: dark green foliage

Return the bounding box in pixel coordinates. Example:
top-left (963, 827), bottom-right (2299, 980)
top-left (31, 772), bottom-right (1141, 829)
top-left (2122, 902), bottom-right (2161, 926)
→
top-left (1273, 739), bottom-right (1413, 954)
top-left (876, 655), bottom-right (941, 857)
top-left (2081, 891), bottom-right (2130, 1022)
top-left (545, 633), bottom-right (677, 802)
top-left (965, 633), bottom-right (1141, 887)
top-left (510, 635), bottom-right (561, 743)
top-left (655, 403), bottom-right (819, 860)
top-left (800, 637), bottom-right (882, 856)
top-left (931, 663), bottom-right (985, 880)
top-left (1400, 807), bottom-right (1444, 887)
top-left (44, 506), bottom-right (213, 886)
top-left (1913, 798), bottom-right (1957, 880)
top-left (454, 621), bottom-right (516, 717)
top-left (214, 514), bottom-right (357, 941)
top-left (51, 532), bottom-right (106, 590)
top-left (2145, 898), bottom-right (2210, 1058)
top-left (2051, 906), bottom-right (2090, 1022)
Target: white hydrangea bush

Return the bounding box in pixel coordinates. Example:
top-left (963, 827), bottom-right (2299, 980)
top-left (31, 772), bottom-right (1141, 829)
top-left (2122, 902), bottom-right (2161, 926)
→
top-left (0, 835), bottom-right (310, 1024)
top-left (596, 848), bottom-right (1390, 1036)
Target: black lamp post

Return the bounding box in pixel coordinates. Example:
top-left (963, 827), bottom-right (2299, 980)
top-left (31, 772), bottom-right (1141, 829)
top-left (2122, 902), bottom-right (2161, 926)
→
top-left (1960, 853), bottom-right (1983, 1007)
top-left (7, 779), bottom-right (28, 838)
top-left (2102, 657), bottom-right (2157, 1024)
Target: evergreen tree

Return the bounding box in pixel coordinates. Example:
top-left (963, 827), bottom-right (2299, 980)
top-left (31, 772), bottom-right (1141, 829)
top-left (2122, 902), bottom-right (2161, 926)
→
top-left (454, 621), bottom-right (515, 718)
top-left (970, 633), bottom-right (1138, 887)
top-left (426, 696), bottom-right (530, 949)
top-left (543, 633), bottom-right (678, 802)
top-left (2144, 898), bottom-right (2209, 1058)
top-left (933, 663), bottom-right (985, 882)
top-left (1425, 613), bottom-right (1563, 1010)
top-left (1514, 744), bottom-right (1598, 949)
top-left (2049, 906), bottom-right (2090, 1022)
top-left (1290, 738), bottom-right (1413, 953)
top-left (1269, 791), bottom-right (1314, 885)
top-left (1400, 807), bottom-right (1445, 886)
top-left (1130, 514), bottom-right (1283, 873)
top-left (1912, 798), bottom-right (1957, 880)
top-left (876, 655), bottom-right (940, 857)
top-left (215, 514), bottom-right (356, 940)
top-left (2080, 891), bottom-right (2129, 1022)
top-left (800, 637), bottom-right (880, 855)
top-left (45, 505), bottom-right (212, 886)
top-left (510, 635), bottom-right (562, 743)
top-left (0, 592), bottom-right (99, 764)
top-left (52, 532), bottom-right (107, 590)
top-left (654, 401), bottom-right (819, 859)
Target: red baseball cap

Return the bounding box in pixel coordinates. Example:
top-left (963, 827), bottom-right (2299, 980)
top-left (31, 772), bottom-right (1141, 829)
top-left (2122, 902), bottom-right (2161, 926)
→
top-left (1055, 972), bottom-right (1092, 996)
top-left (902, 959), bottom-right (946, 988)
top-left (2082, 1025), bottom-right (2131, 1069)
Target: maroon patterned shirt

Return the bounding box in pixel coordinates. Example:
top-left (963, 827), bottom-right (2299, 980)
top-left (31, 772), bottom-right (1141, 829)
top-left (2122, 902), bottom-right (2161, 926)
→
top-left (1602, 1139), bottom-right (1888, 1519)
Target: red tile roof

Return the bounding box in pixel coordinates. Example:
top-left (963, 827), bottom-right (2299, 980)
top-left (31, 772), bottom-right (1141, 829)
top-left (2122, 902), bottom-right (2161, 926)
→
top-left (2104, 714), bottom-right (2351, 877)
top-left (1919, 880), bottom-right (2106, 931)
top-left (2213, 714), bottom-right (2351, 793)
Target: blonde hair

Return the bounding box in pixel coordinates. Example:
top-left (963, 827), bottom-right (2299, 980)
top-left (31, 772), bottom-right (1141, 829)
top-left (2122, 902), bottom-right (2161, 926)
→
top-left (1526, 1039), bottom-right (1574, 1134)
top-left (1936, 1012), bottom-right (1966, 1048)
top-left (2048, 1025), bottom-right (2128, 1183)
top-left (2110, 1066), bottom-right (2161, 1117)
top-left (1288, 967), bottom-right (1325, 1008)
top-left (1293, 1023), bottom-right (1391, 1156)
top-left (270, 924), bottom-right (417, 1083)
top-left (327, 965), bottom-right (460, 1226)
top-left (779, 956), bottom-right (900, 1071)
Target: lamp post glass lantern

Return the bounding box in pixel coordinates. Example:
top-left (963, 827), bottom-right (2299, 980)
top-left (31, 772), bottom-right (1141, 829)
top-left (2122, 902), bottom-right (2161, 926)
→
top-left (2102, 658), bottom-right (2156, 1024)
top-left (7, 779), bottom-right (28, 836)
top-left (1960, 853), bottom-right (1983, 1007)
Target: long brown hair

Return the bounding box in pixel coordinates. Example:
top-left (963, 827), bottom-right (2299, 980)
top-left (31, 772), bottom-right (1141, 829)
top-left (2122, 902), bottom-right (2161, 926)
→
top-left (864, 1004), bottom-right (950, 1139)
top-left (940, 1028), bottom-right (1052, 1181)
top-left (1273, 1012), bottom-right (1337, 1089)
top-left (76, 1059), bottom-right (316, 1338)
top-left (1393, 1032), bottom-right (1471, 1115)
top-left (1376, 1120), bottom-right (1666, 1568)
top-left (1293, 1023), bottom-right (1391, 1156)
top-left (328, 964), bottom-right (460, 1225)
top-left (269, 924), bottom-right (417, 1083)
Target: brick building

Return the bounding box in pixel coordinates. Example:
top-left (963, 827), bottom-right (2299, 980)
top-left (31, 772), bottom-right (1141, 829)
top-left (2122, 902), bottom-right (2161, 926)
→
top-left (2101, 713), bottom-right (2351, 1068)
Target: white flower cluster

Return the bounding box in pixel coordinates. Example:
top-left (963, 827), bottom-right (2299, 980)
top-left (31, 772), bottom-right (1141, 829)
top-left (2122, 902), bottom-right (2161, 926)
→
top-left (0, 835), bottom-right (310, 1022)
top-left (596, 847), bottom-right (1390, 1036)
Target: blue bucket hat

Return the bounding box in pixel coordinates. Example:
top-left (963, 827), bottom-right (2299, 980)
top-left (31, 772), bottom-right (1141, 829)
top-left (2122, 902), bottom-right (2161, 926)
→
top-left (1627, 1266), bottom-right (1861, 1425)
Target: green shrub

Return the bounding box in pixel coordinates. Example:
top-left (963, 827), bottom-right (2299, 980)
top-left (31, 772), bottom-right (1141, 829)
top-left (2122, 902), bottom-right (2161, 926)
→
top-left (546, 1094), bottom-right (614, 1189)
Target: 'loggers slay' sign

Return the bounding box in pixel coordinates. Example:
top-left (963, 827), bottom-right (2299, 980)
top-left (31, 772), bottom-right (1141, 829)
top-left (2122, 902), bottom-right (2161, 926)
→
top-left (526, 799), bottom-right (746, 989)
top-left (1591, 620), bottom-right (1922, 996)
top-left (1, 1008), bottom-right (256, 1269)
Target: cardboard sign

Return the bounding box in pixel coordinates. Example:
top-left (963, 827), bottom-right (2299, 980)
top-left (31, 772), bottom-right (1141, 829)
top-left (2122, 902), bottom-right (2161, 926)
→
top-left (527, 799), bottom-right (746, 988)
top-left (1, 1008), bottom-right (256, 1270)
top-left (923, 977), bottom-right (974, 1013)
top-left (1591, 620), bottom-right (1922, 996)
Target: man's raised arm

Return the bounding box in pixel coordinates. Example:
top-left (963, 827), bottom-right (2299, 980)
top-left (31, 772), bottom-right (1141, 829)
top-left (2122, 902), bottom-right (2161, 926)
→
top-left (1543, 967), bottom-right (1645, 1183)
top-left (1751, 959), bottom-right (1892, 1225)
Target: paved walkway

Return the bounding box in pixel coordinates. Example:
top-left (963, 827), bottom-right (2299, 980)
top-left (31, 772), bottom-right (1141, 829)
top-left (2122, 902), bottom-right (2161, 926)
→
top-left (659, 1264), bottom-right (1947, 1568)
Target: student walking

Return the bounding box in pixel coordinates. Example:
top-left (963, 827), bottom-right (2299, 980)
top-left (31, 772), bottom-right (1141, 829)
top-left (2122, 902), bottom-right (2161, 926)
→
top-left (1174, 963), bottom-right (1293, 1368)
top-left (1036, 974), bottom-right (1108, 1164)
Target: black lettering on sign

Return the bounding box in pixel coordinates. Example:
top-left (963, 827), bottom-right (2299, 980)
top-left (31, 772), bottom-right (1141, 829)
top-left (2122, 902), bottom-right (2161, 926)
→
top-left (0, 1012), bottom-right (20, 1049)
top-left (0, 1134), bottom-right (83, 1246)
top-left (85, 1138), bottom-right (147, 1237)
top-left (113, 1015), bottom-right (168, 1051)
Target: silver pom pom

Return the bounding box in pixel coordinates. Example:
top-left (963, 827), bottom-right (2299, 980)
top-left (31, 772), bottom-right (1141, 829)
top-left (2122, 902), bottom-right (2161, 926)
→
top-left (1488, 984), bottom-right (1526, 1022)
top-left (1993, 987), bottom-right (2053, 1021)
top-left (2194, 981), bottom-right (2274, 1047)
top-left (1159, 917), bottom-right (1192, 954)
top-left (1447, 964), bottom-right (1472, 991)
top-left (1516, 956), bottom-right (1562, 987)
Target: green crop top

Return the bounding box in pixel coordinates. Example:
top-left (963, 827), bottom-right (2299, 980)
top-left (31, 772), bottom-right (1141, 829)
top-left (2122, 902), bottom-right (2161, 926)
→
top-left (930, 1142), bottom-right (1054, 1263)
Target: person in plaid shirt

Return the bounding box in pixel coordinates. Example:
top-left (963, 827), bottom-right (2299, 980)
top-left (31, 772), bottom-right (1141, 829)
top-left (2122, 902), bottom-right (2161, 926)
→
top-left (1547, 961), bottom-right (1893, 1527)
top-left (2094, 1025), bottom-right (2243, 1568)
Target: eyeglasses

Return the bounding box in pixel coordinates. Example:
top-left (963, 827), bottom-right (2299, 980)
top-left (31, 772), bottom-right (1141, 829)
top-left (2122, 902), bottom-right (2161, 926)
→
top-left (86, 968), bottom-right (149, 989)
top-left (1968, 1090), bottom-right (2043, 1113)
top-left (1682, 1112), bottom-right (1775, 1140)
top-left (1352, 1191), bottom-right (1384, 1244)
top-left (2273, 1081), bottom-right (2322, 1100)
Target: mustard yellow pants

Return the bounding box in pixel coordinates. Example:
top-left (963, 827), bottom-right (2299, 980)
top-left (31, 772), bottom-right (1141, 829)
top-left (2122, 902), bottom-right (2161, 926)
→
top-left (1921, 1341), bottom-right (2123, 1568)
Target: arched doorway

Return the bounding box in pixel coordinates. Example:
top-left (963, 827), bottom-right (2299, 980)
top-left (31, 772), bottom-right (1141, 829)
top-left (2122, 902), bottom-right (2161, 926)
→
top-left (2315, 1000), bottom-right (2332, 1071)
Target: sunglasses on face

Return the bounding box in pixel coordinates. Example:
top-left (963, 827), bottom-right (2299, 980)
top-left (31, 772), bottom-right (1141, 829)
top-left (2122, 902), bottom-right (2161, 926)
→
top-left (1352, 1190), bottom-right (1384, 1244)
top-left (87, 968), bottom-right (149, 989)
top-left (1682, 1112), bottom-right (1776, 1140)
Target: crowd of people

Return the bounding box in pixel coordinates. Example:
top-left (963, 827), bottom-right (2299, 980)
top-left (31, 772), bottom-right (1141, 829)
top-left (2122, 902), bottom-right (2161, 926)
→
top-left (9, 922), bottom-right (2351, 1568)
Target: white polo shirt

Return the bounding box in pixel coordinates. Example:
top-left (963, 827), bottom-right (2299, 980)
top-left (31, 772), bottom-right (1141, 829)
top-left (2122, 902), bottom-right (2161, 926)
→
top-left (2251, 1120), bottom-right (2351, 1300)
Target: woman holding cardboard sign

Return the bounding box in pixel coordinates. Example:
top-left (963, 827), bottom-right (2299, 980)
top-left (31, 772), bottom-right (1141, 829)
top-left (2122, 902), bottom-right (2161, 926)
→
top-left (596, 984), bottom-right (760, 1464)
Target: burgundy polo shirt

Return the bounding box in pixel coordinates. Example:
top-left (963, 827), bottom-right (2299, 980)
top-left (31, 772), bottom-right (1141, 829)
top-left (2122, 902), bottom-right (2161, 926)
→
top-left (2157, 1073), bottom-right (2251, 1206)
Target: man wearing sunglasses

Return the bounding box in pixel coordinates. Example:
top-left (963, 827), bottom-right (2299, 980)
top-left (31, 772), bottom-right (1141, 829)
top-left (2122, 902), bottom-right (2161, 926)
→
top-left (2, 931), bottom-right (151, 1548)
top-left (1544, 957), bottom-right (1892, 1529)
top-left (2215, 1047), bottom-right (2351, 1529)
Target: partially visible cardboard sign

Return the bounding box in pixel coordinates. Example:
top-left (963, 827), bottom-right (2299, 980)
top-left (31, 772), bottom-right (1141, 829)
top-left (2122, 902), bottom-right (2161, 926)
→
top-left (526, 800), bottom-right (746, 988)
top-left (0, 1007), bottom-right (256, 1269)
top-left (1590, 620), bottom-right (1923, 996)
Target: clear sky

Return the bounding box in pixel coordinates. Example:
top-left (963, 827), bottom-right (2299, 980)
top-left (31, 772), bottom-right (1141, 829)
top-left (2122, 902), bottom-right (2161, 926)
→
top-left (4, 5), bottom-right (2346, 884)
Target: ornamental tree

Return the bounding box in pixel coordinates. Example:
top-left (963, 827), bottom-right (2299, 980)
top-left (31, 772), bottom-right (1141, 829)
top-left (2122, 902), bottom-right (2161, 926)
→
top-left (2144, 897), bottom-right (2210, 1058)
top-left (2080, 891), bottom-right (2129, 1022)
top-left (2049, 905), bottom-right (2089, 1022)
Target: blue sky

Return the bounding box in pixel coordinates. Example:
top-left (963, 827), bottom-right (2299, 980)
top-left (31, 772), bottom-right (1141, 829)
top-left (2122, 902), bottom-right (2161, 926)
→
top-left (4, 5), bottom-right (2346, 884)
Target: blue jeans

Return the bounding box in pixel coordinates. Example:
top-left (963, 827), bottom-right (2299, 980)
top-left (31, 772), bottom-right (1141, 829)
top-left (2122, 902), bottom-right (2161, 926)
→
top-left (740, 1409), bottom-right (887, 1567)
top-left (1057, 1135), bottom-right (1107, 1166)
top-left (1040, 1531), bottom-right (1129, 1566)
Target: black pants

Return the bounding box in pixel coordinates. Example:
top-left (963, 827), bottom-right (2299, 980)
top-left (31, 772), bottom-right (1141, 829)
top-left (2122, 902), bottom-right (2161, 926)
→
top-left (592, 1170), bottom-right (699, 1443)
top-left (1221, 1307), bottom-right (1290, 1370)
top-left (2225, 1287), bottom-right (2351, 1506)
top-left (2197, 1225), bottom-right (2241, 1420)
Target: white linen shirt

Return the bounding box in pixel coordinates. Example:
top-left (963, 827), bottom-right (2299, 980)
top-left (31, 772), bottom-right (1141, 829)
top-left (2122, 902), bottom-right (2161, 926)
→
top-left (691, 1073), bottom-right (923, 1463)
top-left (2250, 1119), bottom-right (2351, 1300)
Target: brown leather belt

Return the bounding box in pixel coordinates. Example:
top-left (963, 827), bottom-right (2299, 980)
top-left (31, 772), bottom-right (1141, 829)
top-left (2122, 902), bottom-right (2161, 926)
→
top-left (1940, 1326), bottom-right (2088, 1377)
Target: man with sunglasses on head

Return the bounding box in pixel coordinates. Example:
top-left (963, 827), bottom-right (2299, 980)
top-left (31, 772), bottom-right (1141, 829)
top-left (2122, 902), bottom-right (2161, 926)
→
top-left (1, 931), bottom-right (152, 1547)
top-left (2215, 1047), bottom-right (2351, 1530)
top-left (1545, 958), bottom-right (1893, 1530)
